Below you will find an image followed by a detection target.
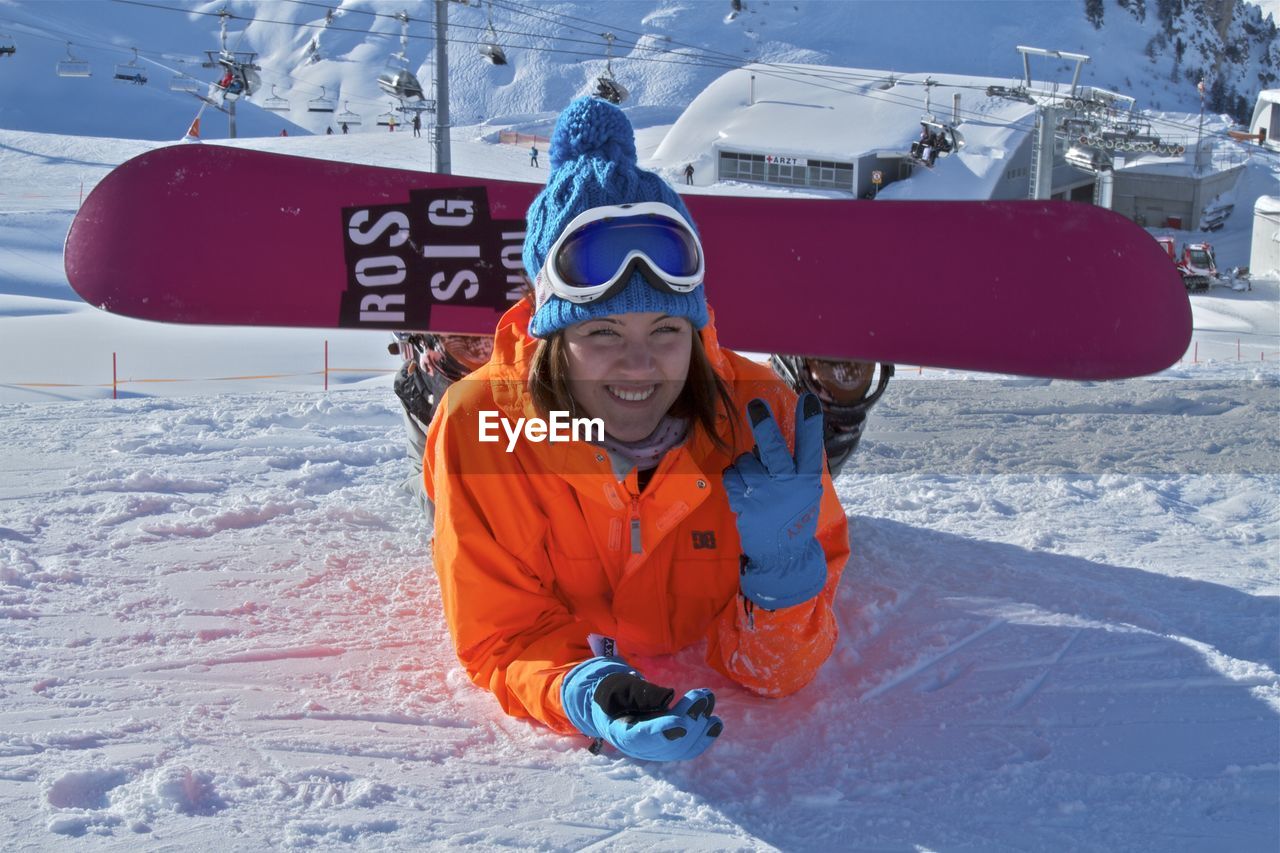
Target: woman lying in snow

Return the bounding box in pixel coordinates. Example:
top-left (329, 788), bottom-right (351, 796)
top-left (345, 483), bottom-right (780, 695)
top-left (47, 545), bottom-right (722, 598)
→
top-left (400, 96), bottom-right (890, 762)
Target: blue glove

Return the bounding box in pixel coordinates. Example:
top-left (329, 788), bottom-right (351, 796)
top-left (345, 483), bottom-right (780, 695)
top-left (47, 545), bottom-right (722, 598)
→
top-left (722, 393), bottom-right (828, 610)
top-left (560, 657), bottom-right (723, 762)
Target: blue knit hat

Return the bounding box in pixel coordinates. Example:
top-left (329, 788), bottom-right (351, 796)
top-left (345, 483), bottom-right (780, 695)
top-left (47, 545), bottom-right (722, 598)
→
top-left (524, 97), bottom-right (709, 338)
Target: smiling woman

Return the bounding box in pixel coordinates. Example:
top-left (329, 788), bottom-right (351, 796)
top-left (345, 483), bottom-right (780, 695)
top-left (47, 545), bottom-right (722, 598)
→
top-left (422, 96), bottom-right (852, 763)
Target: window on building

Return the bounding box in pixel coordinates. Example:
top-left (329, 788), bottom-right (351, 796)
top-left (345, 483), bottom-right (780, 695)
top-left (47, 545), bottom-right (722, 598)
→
top-left (719, 151), bottom-right (853, 192)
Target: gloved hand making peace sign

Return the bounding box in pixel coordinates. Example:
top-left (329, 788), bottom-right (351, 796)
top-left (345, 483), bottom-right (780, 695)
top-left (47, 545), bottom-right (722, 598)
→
top-left (722, 393), bottom-right (828, 610)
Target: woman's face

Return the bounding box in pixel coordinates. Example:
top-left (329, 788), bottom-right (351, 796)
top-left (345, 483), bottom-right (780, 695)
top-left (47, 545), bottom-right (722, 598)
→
top-left (563, 312), bottom-right (693, 442)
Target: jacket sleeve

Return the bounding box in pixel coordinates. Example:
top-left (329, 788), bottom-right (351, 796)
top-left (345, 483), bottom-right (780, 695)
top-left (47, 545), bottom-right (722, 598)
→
top-left (702, 373), bottom-right (851, 698)
top-left (704, 470), bottom-right (849, 698)
top-left (425, 405), bottom-right (591, 735)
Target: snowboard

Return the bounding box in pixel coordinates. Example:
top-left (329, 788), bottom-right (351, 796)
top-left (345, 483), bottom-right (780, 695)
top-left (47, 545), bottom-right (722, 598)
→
top-left (63, 144), bottom-right (1192, 380)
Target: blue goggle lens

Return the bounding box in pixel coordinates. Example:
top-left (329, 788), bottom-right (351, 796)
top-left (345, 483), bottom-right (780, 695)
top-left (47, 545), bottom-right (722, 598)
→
top-left (555, 216), bottom-right (700, 288)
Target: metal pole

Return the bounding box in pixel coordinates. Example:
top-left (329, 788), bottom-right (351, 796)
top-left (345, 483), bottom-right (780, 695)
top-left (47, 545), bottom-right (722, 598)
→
top-left (229, 98), bottom-right (237, 140)
top-left (435, 0), bottom-right (451, 175)
top-left (1195, 79), bottom-right (1205, 176)
top-left (1097, 168), bottom-right (1114, 210)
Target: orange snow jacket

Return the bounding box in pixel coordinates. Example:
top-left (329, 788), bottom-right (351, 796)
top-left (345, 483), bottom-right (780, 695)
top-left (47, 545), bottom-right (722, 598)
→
top-left (424, 298), bottom-right (850, 734)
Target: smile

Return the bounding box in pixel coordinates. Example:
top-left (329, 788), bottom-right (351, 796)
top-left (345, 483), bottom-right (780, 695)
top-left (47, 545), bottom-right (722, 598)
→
top-left (607, 385), bottom-right (657, 402)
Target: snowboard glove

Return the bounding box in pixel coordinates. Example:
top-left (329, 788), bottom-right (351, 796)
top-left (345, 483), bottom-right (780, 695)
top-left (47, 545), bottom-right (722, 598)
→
top-left (722, 394), bottom-right (828, 610)
top-left (560, 657), bottom-right (723, 762)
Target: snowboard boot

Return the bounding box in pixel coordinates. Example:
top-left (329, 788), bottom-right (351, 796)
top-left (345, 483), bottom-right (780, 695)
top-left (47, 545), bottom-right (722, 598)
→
top-left (769, 355), bottom-right (894, 478)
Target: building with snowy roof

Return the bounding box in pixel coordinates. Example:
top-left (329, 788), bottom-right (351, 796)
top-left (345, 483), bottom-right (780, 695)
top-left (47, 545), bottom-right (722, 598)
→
top-left (1252, 196), bottom-right (1280, 277)
top-left (1249, 89), bottom-right (1279, 152)
top-left (653, 63), bottom-right (1245, 230)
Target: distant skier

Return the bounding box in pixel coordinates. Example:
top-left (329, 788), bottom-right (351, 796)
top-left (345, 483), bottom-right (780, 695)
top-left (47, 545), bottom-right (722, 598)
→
top-left (341, 122), bottom-right (349, 134)
top-left (412, 112), bottom-right (421, 138)
top-left (684, 163), bottom-right (694, 185)
top-left (530, 144), bottom-right (539, 167)
top-left (389, 115), bottom-right (397, 133)
top-left (279, 129), bottom-right (288, 137)
top-left (326, 126), bottom-right (333, 136)
top-left (408, 96), bottom-right (892, 764)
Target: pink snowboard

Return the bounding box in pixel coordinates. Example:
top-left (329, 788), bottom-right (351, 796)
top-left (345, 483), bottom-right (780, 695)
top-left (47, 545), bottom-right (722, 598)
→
top-left (65, 144), bottom-right (1191, 379)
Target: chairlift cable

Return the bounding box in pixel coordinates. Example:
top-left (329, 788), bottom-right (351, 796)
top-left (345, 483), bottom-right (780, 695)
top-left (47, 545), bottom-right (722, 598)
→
top-left (23, 0), bottom-right (1259, 154)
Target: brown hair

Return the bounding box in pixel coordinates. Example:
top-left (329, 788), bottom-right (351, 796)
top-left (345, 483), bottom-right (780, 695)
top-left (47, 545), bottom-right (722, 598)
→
top-left (528, 319), bottom-right (739, 454)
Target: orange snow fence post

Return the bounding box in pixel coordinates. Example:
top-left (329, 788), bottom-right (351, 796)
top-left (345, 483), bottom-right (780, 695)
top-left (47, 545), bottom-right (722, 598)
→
top-left (324, 340), bottom-right (329, 391)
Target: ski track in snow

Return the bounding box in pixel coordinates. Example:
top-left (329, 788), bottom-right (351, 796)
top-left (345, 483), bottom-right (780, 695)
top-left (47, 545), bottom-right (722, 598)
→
top-left (0, 380), bottom-right (1275, 851)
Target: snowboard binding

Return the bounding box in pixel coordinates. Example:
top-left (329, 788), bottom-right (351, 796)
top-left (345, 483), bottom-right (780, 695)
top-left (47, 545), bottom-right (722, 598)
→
top-left (391, 333), bottom-right (494, 431)
top-left (769, 355), bottom-right (894, 476)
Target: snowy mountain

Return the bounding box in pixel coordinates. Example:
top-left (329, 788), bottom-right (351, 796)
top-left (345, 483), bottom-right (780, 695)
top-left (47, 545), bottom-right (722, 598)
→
top-left (0, 0), bottom-right (1276, 140)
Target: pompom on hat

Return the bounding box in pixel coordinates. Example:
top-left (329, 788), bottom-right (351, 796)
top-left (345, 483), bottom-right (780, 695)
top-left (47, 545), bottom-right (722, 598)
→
top-left (523, 97), bottom-right (709, 338)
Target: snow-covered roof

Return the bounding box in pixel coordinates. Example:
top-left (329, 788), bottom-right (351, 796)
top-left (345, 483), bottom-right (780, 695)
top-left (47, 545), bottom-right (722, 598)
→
top-left (651, 63), bottom-right (1038, 199)
top-left (1256, 195), bottom-right (1280, 215)
top-left (1251, 88), bottom-right (1280, 132)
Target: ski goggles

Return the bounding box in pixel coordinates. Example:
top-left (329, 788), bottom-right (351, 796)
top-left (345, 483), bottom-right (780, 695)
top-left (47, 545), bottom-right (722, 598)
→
top-left (539, 202), bottom-right (704, 305)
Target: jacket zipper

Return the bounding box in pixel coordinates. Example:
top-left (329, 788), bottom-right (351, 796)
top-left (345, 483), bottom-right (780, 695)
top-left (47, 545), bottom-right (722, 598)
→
top-left (629, 495), bottom-right (642, 554)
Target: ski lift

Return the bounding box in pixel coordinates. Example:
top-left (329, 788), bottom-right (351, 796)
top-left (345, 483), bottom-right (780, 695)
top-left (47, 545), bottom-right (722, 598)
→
top-left (263, 84), bottom-right (290, 112)
top-left (308, 85), bottom-right (336, 113)
top-left (56, 42), bottom-right (91, 78)
top-left (169, 60), bottom-right (201, 93)
top-left (377, 12), bottom-right (425, 101)
top-left (336, 101), bottom-right (362, 127)
top-left (213, 52), bottom-right (260, 102)
top-left (478, 1), bottom-right (507, 65)
top-left (376, 108), bottom-right (399, 127)
top-left (593, 33), bottom-right (628, 105)
top-left (1065, 145), bottom-right (1110, 173)
top-left (0, 35), bottom-right (15, 57)
top-left (206, 11), bottom-right (260, 103)
top-left (114, 48), bottom-right (148, 85)
top-left (905, 80), bottom-right (964, 168)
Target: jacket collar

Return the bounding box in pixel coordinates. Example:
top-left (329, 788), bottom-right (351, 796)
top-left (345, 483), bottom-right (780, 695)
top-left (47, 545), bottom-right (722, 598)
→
top-left (482, 297), bottom-right (738, 479)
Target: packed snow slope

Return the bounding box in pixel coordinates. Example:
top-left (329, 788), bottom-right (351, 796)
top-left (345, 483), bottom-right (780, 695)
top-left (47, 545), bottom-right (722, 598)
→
top-left (0, 124), bottom-right (1277, 849)
top-left (1, 379), bottom-right (1277, 850)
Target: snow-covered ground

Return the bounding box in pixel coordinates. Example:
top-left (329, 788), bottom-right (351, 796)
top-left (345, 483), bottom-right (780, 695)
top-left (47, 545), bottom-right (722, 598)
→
top-left (1, 0), bottom-right (1279, 847)
top-left (0, 122), bottom-right (1277, 851)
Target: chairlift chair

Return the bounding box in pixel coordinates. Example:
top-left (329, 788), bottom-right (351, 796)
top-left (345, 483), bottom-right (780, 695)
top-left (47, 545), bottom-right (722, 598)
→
top-left (908, 118), bottom-right (964, 168)
top-left (336, 101), bottom-right (362, 127)
top-left (56, 42), bottom-right (91, 78)
top-left (170, 74), bottom-right (201, 94)
top-left (213, 51), bottom-right (260, 102)
top-left (1065, 145), bottom-right (1110, 173)
top-left (263, 84), bottom-right (290, 112)
top-left (478, 2), bottom-right (507, 65)
top-left (113, 48), bottom-right (147, 85)
top-left (594, 75), bottom-right (628, 105)
top-left (479, 41), bottom-right (507, 66)
top-left (308, 85), bottom-right (336, 113)
top-left (377, 12), bottom-right (425, 101)
top-left (376, 108), bottom-right (398, 127)
top-left (377, 57), bottom-right (425, 101)
top-left (592, 32), bottom-right (627, 105)
top-left (169, 60), bottom-right (201, 93)
top-left (0, 35), bottom-right (15, 57)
